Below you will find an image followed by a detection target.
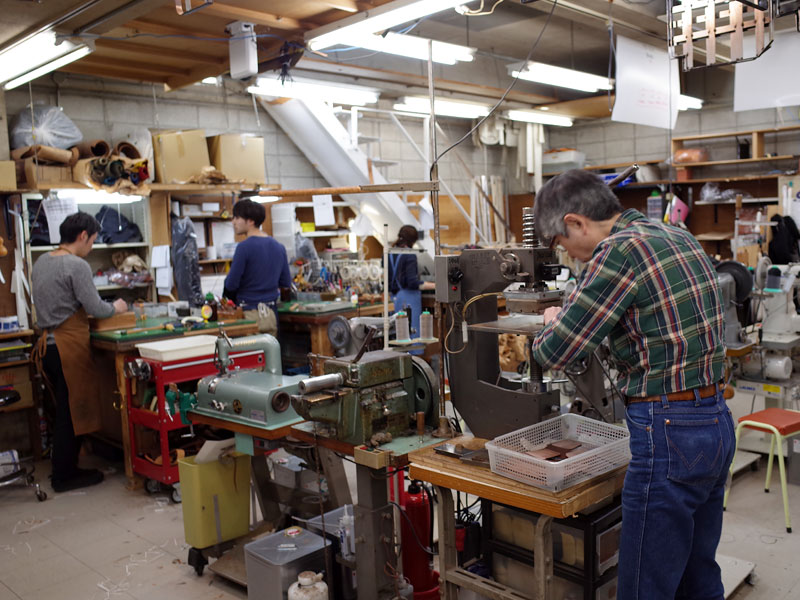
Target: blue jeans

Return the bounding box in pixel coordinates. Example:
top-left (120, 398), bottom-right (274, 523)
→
top-left (618, 390), bottom-right (735, 600)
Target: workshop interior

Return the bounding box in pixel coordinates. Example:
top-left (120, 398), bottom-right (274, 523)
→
top-left (1, 0), bottom-right (800, 599)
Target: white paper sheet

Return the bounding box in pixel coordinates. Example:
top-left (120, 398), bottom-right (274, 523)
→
top-left (43, 195), bottom-right (78, 244)
top-left (151, 245), bottom-right (171, 269)
top-left (155, 266), bottom-right (173, 289)
top-left (313, 194), bottom-right (336, 227)
top-left (612, 36), bottom-right (680, 130)
top-left (735, 31), bottom-right (800, 111)
top-left (201, 202), bottom-right (220, 213)
top-left (211, 221), bottom-right (235, 249)
top-left (192, 221), bottom-right (206, 248)
top-left (201, 274), bottom-right (227, 297)
top-left (195, 438), bottom-right (236, 464)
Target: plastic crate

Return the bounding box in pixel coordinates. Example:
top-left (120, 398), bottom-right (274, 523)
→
top-left (486, 414), bottom-right (630, 492)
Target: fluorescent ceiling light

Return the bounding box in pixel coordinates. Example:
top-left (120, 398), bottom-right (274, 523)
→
top-left (509, 61), bottom-right (613, 93)
top-left (201, 76), bottom-right (220, 85)
top-left (394, 96), bottom-right (490, 119)
top-left (0, 31), bottom-right (93, 90)
top-left (54, 189), bottom-right (144, 204)
top-left (257, 196), bottom-right (281, 203)
top-left (248, 77), bottom-right (379, 106)
top-left (505, 109), bottom-right (573, 127)
top-left (345, 32), bottom-right (474, 65)
top-left (677, 94), bottom-right (703, 110)
top-left (306, 0), bottom-right (465, 51)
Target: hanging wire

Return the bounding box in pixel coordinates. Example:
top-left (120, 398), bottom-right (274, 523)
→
top-left (430, 0), bottom-right (560, 175)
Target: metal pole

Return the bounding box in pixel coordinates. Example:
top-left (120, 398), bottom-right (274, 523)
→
top-left (383, 223), bottom-right (390, 351)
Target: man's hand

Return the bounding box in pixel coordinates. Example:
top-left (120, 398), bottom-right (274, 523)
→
top-left (113, 298), bottom-right (128, 314)
top-left (420, 281), bottom-right (435, 291)
top-left (543, 306), bottom-right (561, 325)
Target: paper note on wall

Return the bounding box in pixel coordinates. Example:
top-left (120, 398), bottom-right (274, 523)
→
top-left (312, 194), bottom-right (335, 227)
top-left (612, 35), bottom-right (680, 130)
top-left (192, 221), bottom-right (206, 248)
top-left (151, 245), bottom-right (170, 269)
top-left (211, 221), bottom-right (235, 249)
top-left (43, 195), bottom-right (78, 244)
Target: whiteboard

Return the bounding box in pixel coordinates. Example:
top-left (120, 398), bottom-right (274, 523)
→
top-left (612, 36), bottom-right (680, 130)
top-left (734, 31), bottom-right (800, 112)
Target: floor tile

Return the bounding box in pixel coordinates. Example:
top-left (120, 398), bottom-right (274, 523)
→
top-left (1, 552), bottom-right (95, 597)
top-left (0, 583), bottom-right (20, 600)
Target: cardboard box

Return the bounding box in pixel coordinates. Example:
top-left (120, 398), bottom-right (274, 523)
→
top-left (207, 134), bottom-right (265, 184)
top-left (20, 157), bottom-right (73, 189)
top-left (181, 194), bottom-right (233, 218)
top-left (0, 160), bottom-right (16, 190)
top-left (89, 311), bottom-right (137, 331)
top-left (152, 129), bottom-right (211, 184)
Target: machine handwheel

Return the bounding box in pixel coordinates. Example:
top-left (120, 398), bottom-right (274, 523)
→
top-left (187, 547), bottom-right (207, 576)
top-left (144, 478), bottom-right (161, 494)
top-left (170, 483), bottom-right (182, 504)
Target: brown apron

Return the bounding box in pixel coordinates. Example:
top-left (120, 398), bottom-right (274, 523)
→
top-left (33, 308), bottom-right (101, 436)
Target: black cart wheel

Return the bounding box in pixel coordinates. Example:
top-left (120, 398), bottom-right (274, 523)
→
top-left (187, 547), bottom-right (207, 576)
top-left (144, 479), bottom-right (161, 494)
top-left (36, 490), bottom-right (47, 502)
top-left (170, 484), bottom-right (182, 504)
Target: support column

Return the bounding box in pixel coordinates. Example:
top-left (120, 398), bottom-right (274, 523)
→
top-left (355, 463), bottom-right (393, 599)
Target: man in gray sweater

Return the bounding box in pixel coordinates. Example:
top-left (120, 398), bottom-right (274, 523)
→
top-left (32, 212), bottom-right (127, 492)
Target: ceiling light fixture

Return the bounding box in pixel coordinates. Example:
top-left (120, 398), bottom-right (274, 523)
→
top-left (248, 77), bottom-right (379, 106)
top-left (54, 189), bottom-right (144, 204)
top-left (509, 61), bottom-right (613, 93)
top-left (393, 96), bottom-right (490, 119)
top-left (306, 0), bottom-right (466, 51)
top-left (505, 109), bottom-right (573, 127)
top-left (346, 32), bottom-right (475, 65)
top-left (677, 94), bottom-right (703, 110)
top-left (0, 31), bottom-right (93, 90)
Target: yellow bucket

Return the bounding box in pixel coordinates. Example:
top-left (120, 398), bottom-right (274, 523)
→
top-left (178, 453), bottom-right (250, 549)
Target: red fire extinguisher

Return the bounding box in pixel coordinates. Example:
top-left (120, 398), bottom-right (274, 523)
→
top-left (401, 480), bottom-right (438, 598)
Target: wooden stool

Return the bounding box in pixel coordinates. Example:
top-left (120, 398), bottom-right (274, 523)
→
top-left (723, 408), bottom-right (800, 533)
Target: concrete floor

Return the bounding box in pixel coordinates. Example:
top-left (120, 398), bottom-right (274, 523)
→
top-left (0, 456), bottom-right (797, 600)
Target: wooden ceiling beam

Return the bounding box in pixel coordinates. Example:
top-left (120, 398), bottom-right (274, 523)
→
top-left (60, 62), bottom-right (168, 85)
top-left (201, 4), bottom-right (309, 31)
top-left (124, 19), bottom-right (226, 42)
top-left (165, 63), bottom-right (229, 92)
top-left (79, 55), bottom-right (191, 77)
top-left (95, 39), bottom-right (227, 65)
top-left (540, 94), bottom-right (615, 119)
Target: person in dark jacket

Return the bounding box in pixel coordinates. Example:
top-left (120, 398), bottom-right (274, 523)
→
top-left (387, 225), bottom-right (434, 339)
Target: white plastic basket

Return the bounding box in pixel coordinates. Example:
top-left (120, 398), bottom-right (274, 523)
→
top-left (486, 414), bottom-right (630, 492)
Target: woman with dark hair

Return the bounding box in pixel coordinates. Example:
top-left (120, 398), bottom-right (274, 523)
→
top-left (387, 225), bottom-right (434, 339)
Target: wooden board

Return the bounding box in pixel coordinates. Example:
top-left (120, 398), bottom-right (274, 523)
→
top-left (408, 436), bottom-right (626, 518)
top-left (89, 311), bottom-right (136, 331)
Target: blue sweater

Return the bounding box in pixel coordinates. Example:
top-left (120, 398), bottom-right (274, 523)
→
top-left (224, 236), bottom-right (291, 308)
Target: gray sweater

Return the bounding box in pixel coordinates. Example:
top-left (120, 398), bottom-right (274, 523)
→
top-left (32, 253), bottom-right (115, 330)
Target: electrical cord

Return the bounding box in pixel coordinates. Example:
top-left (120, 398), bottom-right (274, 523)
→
top-left (430, 0), bottom-right (559, 173)
top-left (457, 0), bottom-right (506, 16)
top-left (388, 501), bottom-right (438, 555)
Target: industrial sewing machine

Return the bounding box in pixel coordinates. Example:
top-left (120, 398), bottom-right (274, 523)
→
top-left (290, 349), bottom-right (439, 446)
top-left (434, 207), bottom-right (618, 439)
top-left (192, 332), bottom-right (306, 453)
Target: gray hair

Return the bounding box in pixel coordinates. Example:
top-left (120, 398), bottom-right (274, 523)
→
top-left (532, 169), bottom-right (624, 241)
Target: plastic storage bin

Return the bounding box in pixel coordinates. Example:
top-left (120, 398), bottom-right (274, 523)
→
top-left (178, 453), bottom-right (250, 549)
top-left (486, 414), bottom-right (630, 492)
top-left (244, 527), bottom-right (330, 600)
top-left (542, 149), bottom-right (586, 172)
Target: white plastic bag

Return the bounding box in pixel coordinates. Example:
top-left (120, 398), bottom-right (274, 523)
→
top-left (11, 104), bottom-right (83, 150)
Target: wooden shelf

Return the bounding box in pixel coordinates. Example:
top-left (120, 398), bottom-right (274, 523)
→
top-left (0, 358), bottom-right (31, 368)
top-left (672, 125), bottom-right (800, 142)
top-left (302, 229), bottom-right (350, 238)
top-left (695, 197), bottom-right (779, 206)
top-left (544, 159), bottom-right (664, 178)
top-left (151, 183), bottom-right (280, 192)
top-left (675, 155), bottom-right (797, 168)
top-left (0, 329), bottom-right (33, 341)
top-left (199, 258), bottom-right (232, 264)
top-left (31, 242), bottom-right (149, 252)
top-left (620, 174), bottom-right (783, 188)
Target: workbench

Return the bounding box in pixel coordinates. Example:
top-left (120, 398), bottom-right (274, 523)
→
top-left (278, 302), bottom-right (389, 364)
top-left (90, 317), bottom-right (259, 487)
top-left (408, 436), bottom-right (626, 600)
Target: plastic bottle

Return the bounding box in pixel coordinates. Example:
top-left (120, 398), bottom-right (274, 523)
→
top-left (338, 504), bottom-right (355, 561)
top-left (288, 571), bottom-right (328, 600)
top-left (395, 311), bottom-right (410, 341)
top-left (647, 190), bottom-right (662, 220)
top-left (420, 310), bottom-right (433, 340)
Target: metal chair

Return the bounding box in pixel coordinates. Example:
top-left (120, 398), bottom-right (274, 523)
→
top-left (723, 407), bottom-right (800, 533)
top-left (0, 450), bottom-right (47, 502)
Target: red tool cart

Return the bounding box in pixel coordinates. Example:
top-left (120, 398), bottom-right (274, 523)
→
top-left (125, 349), bottom-right (264, 502)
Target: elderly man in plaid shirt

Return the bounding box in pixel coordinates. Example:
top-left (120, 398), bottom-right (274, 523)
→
top-left (531, 169), bottom-right (735, 600)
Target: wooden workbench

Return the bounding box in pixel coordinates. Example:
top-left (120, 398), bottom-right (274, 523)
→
top-left (90, 318), bottom-right (259, 487)
top-left (408, 436), bottom-right (626, 600)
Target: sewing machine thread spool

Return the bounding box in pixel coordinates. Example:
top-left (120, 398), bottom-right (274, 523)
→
top-left (395, 311), bottom-right (410, 341)
top-left (420, 310), bottom-right (433, 339)
top-left (522, 206), bottom-right (538, 248)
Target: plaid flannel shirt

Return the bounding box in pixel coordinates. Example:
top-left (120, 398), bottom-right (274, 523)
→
top-left (531, 209), bottom-right (725, 397)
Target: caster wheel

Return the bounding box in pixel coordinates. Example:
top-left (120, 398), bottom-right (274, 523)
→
top-left (36, 490), bottom-right (47, 502)
top-left (170, 484), bottom-right (182, 504)
top-left (144, 479), bottom-right (161, 494)
top-left (187, 547), bottom-right (207, 576)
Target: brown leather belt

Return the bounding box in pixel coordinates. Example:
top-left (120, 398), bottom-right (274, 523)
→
top-left (626, 382), bottom-right (729, 405)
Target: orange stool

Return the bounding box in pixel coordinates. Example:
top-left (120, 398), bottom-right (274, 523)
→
top-left (723, 408), bottom-right (800, 533)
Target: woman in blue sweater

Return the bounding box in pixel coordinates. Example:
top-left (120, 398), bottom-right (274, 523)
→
top-left (224, 199), bottom-right (291, 334)
top-left (388, 225), bottom-right (434, 339)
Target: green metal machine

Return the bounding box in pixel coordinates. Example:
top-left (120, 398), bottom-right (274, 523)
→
top-left (290, 350), bottom-right (439, 446)
top-left (192, 332), bottom-right (305, 453)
